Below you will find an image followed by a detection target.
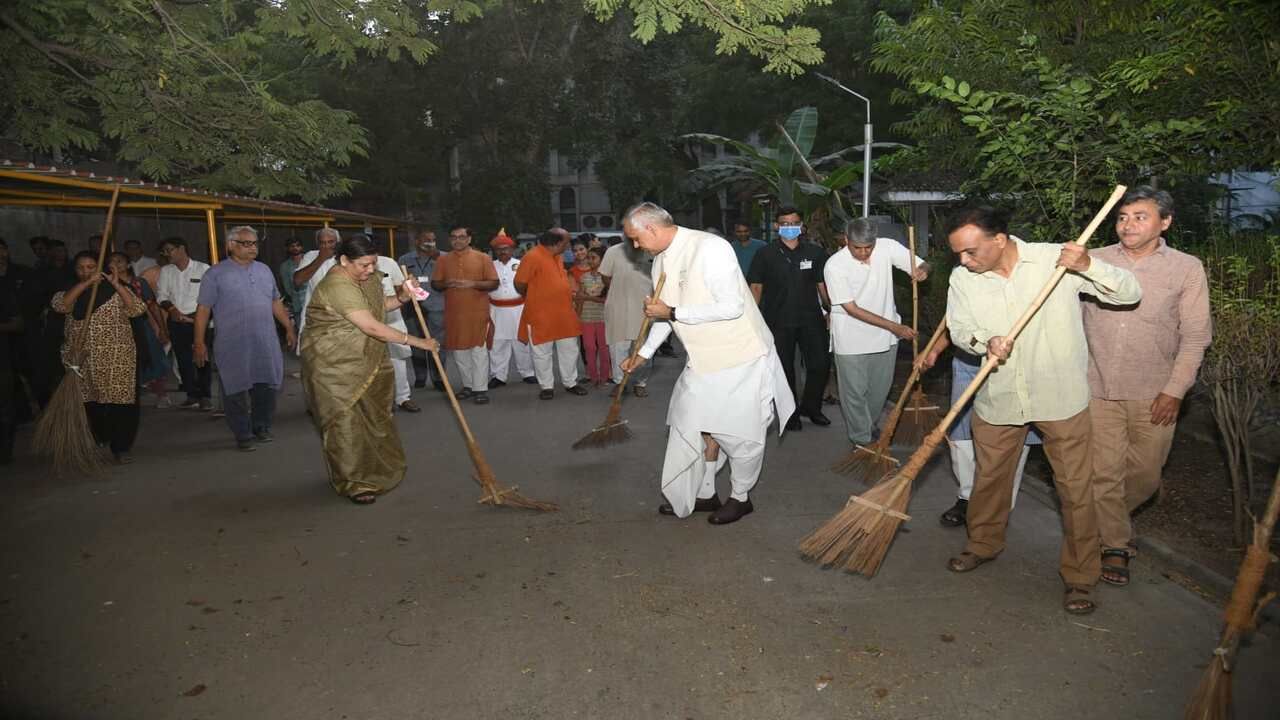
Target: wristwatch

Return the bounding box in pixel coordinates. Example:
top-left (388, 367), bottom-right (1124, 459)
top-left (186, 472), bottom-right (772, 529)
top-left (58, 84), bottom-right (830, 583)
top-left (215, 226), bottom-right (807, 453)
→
top-left (669, 306), bottom-right (678, 321)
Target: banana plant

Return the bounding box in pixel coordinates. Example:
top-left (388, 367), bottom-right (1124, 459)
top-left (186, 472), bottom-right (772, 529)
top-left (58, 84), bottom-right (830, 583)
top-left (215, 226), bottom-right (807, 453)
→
top-left (682, 106), bottom-right (867, 245)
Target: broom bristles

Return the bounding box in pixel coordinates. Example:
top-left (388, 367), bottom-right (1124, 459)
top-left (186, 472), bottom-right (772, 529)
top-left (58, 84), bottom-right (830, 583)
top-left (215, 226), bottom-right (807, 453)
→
top-left (32, 373), bottom-right (108, 476)
top-left (1184, 644), bottom-right (1231, 720)
top-left (571, 420), bottom-right (632, 450)
top-left (896, 387), bottom-right (944, 446)
top-left (802, 430), bottom-right (945, 575)
top-left (468, 443), bottom-right (559, 512)
top-left (830, 441), bottom-right (899, 482)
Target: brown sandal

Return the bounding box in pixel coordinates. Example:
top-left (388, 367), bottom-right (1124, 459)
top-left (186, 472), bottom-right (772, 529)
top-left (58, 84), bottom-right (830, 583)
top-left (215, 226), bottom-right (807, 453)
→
top-left (1063, 586), bottom-right (1096, 615)
top-left (1100, 549), bottom-right (1130, 586)
top-left (947, 551), bottom-right (994, 573)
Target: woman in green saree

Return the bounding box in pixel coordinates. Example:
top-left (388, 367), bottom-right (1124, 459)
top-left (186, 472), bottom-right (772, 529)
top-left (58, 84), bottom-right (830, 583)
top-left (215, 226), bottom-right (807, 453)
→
top-left (302, 234), bottom-right (439, 504)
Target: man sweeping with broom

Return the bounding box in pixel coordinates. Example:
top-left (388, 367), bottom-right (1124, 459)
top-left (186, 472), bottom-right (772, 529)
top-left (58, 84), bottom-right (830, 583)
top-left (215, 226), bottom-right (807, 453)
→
top-left (943, 206), bottom-right (1141, 614)
top-left (618, 203), bottom-right (794, 525)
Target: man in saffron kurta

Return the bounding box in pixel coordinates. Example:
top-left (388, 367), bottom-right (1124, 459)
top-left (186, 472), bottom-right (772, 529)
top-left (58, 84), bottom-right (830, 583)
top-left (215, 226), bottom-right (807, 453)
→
top-left (621, 203), bottom-right (795, 525)
top-left (514, 228), bottom-right (586, 399)
top-left (432, 225), bottom-right (498, 404)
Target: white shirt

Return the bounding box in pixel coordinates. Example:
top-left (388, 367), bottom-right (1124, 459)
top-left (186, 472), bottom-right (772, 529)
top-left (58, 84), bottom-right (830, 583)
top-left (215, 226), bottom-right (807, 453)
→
top-left (156, 259), bottom-right (211, 315)
top-left (296, 249), bottom-right (337, 310)
top-left (490, 257), bottom-right (522, 301)
top-left (131, 256), bottom-right (157, 276)
top-left (824, 237), bottom-right (921, 355)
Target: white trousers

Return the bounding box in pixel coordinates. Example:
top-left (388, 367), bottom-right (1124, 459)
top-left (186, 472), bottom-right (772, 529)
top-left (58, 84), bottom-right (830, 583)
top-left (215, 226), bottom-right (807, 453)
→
top-left (664, 427), bottom-right (767, 518)
top-left (391, 355), bottom-right (413, 405)
top-left (610, 340), bottom-right (650, 386)
top-left (530, 337), bottom-right (580, 390)
top-left (490, 339), bottom-right (534, 381)
top-left (452, 346), bottom-right (490, 392)
top-left (951, 438), bottom-right (1029, 509)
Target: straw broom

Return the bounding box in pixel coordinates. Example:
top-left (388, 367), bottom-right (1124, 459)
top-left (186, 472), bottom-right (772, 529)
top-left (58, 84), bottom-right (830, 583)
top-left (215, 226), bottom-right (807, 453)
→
top-left (831, 318), bottom-right (947, 481)
top-left (32, 185), bottom-right (122, 476)
top-left (401, 267), bottom-right (557, 512)
top-left (801, 185), bottom-right (1128, 576)
top-left (1184, 465), bottom-right (1279, 720)
top-left (572, 273), bottom-right (666, 450)
top-left (898, 225), bottom-right (942, 444)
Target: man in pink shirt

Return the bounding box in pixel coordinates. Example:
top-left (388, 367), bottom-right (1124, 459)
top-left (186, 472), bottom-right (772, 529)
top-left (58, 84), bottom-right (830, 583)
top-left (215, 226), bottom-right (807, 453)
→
top-left (1082, 186), bottom-right (1212, 587)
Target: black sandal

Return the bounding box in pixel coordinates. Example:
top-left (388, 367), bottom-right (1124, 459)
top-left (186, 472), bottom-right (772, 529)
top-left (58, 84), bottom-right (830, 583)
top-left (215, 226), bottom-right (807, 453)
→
top-left (1064, 586), bottom-right (1097, 615)
top-left (1100, 549), bottom-right (1130, 586)
top-left (350, 492), bottom-right (377, 505)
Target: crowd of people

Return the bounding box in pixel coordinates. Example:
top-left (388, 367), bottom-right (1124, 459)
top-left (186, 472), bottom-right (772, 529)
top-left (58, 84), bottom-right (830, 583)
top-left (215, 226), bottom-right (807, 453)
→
top-left (0, 186), bottom-right (1211, 617)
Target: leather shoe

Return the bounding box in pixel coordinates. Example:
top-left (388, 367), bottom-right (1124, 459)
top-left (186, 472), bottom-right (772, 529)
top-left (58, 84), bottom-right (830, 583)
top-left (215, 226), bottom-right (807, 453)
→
top-left (939, 498), bottom-right (968, 527)
top-left (522, 376), bottom-right (539, 384)
top-left (473, 392), bottom-right (490, 405)
top-left (565, 384), bottom-right (588, 396)
top-left (708, 498), bottom-right (753, 525)
top-left (803, 411), bottom-right (832, 426)
top-left (398, 400), bottom-right (422, 413)
top-left (539, 389), bottom-right (554, 400)
top-left (785, 416), bottom-right (802, 432)
top-left (456, 388), bottom-right (474, 400)
top-left (658, 495), bottom-right (722, 516)
top-left (488, 378), bottom-right (506, 389)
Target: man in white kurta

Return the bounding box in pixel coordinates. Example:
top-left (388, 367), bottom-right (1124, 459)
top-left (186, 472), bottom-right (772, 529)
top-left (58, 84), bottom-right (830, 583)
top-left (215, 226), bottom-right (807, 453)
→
top-left (487, 232), bottom-right (535, 386)
top-left (621, 203), bottom-right (795, 525)
top-left (377, 256), bottom-right (419, 412)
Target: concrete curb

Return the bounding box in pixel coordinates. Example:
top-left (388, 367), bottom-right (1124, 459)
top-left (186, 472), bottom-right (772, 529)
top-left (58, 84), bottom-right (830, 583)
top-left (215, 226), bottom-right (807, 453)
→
top-left (1018, 470), bottom-right (1279, 625)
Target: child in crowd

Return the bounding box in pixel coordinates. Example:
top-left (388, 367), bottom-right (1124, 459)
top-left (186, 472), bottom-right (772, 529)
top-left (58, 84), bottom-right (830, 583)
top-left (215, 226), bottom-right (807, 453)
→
top-left (574, 247), bottom-right (610, 387)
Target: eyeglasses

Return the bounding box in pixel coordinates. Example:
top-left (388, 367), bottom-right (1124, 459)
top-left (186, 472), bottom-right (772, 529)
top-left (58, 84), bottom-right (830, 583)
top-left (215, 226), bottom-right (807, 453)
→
top-left (233, 240), bottom-right (259, 247)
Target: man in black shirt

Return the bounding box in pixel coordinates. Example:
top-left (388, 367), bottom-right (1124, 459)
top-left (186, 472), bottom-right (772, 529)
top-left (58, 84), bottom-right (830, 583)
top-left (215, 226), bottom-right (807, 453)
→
top-left (747, 206), bottom-right (832, 430)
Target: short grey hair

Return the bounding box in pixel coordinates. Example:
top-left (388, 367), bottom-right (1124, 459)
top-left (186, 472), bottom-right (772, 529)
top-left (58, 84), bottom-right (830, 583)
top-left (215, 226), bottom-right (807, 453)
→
top-left (622, 202), bottom-right (675, 229)
top-left (1119, 185), bottom-right (1174, 218)
top-left (844, 218), bottom-right (877, 246)
top-left (315, 227), bottom-right (341, 243)
top-left (225, 225), bottom-right (258, 245)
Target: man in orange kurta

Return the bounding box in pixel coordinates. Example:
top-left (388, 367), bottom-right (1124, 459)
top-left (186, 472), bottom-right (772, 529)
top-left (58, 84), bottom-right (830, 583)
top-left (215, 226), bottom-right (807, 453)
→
top-left (514, 228), bottom-right (585, 399)
top-left (432, 225), bottom-right (499, 404)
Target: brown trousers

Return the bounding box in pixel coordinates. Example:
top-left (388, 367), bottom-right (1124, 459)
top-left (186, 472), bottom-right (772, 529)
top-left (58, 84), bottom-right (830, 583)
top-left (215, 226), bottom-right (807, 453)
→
top-left (968, 409), bottom-right (1101, 588)
top-left (1088, 398), bottom-right (1177, 554)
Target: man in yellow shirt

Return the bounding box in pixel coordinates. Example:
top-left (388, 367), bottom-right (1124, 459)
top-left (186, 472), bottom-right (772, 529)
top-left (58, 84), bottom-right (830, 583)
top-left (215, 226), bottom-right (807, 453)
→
top-left (944, 206), bottom-right (1141, 615)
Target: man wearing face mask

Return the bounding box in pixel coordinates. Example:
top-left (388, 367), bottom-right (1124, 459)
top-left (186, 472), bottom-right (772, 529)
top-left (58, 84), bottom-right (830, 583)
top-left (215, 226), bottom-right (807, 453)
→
top-left (399, 230), bottom-right (447, 390)
top-left (746, 206), bottom-right (832, 431)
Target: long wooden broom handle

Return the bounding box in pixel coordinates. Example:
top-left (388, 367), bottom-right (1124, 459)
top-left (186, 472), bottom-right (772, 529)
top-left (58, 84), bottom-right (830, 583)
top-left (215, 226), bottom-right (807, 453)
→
top-left (932, 185), bottom-right (1127, 436)
top-left (612, 272), bottom-right (668, 401)
top-left (73, 185), bottom-right (122, 353)
top-left (908, 225), bottom-right (919, 361)
top-left (887, 318), bottom-right (948, 418)
top-left (401, 265), bottom-right (477, 446)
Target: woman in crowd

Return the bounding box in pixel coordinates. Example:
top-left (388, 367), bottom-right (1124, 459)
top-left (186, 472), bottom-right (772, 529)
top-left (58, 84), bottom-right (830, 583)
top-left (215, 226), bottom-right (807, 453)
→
top-left (51, 251), bottom-right (146, 463)
top-left (574, 246), bottom-right (610, 387)
top-left (300, 234), bottom-right (438, 505)
top-left (109, 252), bottom-right (170, 407)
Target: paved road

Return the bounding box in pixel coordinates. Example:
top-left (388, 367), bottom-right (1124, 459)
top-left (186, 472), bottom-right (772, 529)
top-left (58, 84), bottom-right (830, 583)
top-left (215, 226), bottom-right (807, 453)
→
top-left (2, 354), bottom-right (1277, 719)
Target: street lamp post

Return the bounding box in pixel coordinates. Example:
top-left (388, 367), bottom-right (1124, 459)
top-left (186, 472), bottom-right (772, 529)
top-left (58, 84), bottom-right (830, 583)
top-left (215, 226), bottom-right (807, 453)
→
top-left (815, 72), bottom-right (872, 218)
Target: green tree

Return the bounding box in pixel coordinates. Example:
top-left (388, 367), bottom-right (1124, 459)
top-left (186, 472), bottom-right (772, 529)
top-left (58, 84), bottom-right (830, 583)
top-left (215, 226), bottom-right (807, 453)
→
top-left (870, 0), bottom-right (1280, 236)
top-left (1, 0), bottom-right (832, 202)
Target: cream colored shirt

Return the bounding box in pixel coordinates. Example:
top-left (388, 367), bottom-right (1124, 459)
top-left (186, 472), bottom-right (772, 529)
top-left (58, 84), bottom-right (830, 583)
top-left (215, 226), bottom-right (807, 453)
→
top-left (946, 237), bottom-right (1141, 425)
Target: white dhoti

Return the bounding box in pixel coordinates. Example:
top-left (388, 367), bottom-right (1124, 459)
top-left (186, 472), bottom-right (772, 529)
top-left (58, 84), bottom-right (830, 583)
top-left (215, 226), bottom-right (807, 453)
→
top-left (661, 346), bottom-right (796, 518)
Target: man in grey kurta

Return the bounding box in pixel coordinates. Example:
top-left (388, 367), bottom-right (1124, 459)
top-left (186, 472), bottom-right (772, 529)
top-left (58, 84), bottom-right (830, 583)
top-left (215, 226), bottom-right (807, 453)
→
top-left (194, 226), bottom-right (295, 451)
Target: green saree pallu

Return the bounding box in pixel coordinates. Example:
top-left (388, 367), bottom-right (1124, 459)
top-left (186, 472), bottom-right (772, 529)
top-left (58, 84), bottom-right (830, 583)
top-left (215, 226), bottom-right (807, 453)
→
top-left (301, 272), bottom-right (406, 497)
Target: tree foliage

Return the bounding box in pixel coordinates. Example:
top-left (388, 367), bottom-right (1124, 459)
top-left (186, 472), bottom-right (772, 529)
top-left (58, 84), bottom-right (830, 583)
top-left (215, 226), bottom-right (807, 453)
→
top-left (871, 0), bottom-right (1280, 237)
top-left (1, 0), bottom-right (832, 203)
